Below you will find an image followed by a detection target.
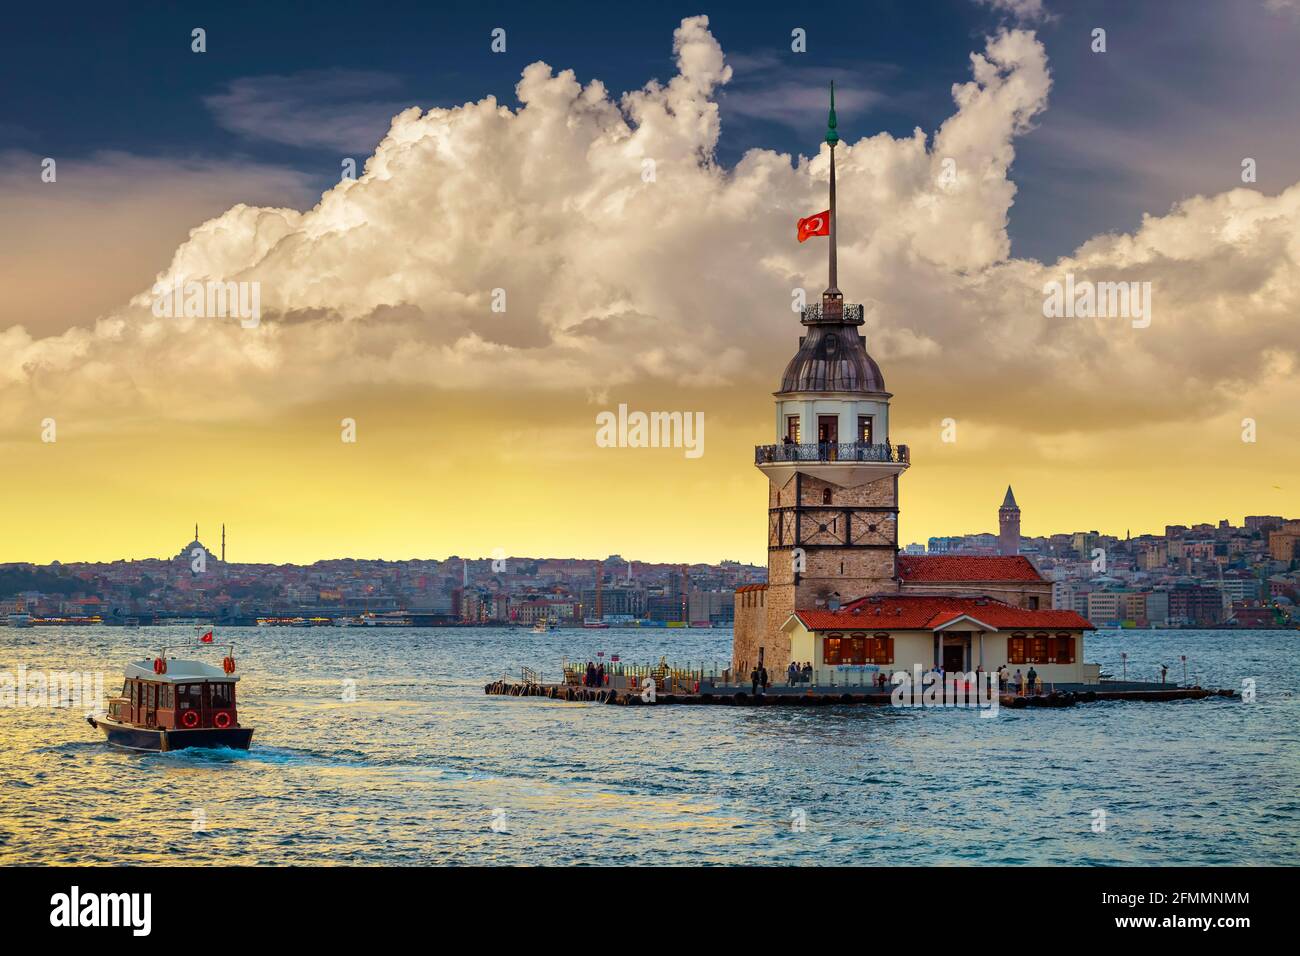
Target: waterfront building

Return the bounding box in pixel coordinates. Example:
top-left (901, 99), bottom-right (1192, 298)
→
top-left (781, 595), bottom-right (1094, 685)
top-left (1167, 583), bottom-right (1225, 627)
top-left (1146, 589), bottom-right (1170, 625)
top-left (733, 91), bottom-right (1092, 677)
top-left (688, 590), bottom-right (735, 626)
top-left (1086, 590), bottom-right (1126, 626)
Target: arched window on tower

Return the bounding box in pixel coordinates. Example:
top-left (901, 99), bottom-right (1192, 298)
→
top-left (822, 488), bottom-right (832, 505)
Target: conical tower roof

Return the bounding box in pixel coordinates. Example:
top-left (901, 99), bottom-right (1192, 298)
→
top-left (1001, 485), bottom-right (1019, 509)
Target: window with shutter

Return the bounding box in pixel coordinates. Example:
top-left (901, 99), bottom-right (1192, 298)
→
top-left (1054, 633), bottom-right (1075, 664)
top-left (824, 636), bottom-right (842, 665)
top-left (849, 637), bottom-right (863, 664)
top-left (1008, 634), bottom-right (1026, 664)
top-left (1031, 632), bottom-right (1050, 664)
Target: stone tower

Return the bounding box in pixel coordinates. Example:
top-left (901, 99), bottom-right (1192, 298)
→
top-left (998, 485), bottom-right (1021, 556)
top-left (734, 85), bottom-right (909, 674)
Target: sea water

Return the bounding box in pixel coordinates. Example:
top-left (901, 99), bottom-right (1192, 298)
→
top-left (0, 626), bottom-right (1296, 865)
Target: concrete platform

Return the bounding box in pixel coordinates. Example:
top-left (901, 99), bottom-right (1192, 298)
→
top-left (484, 679), bottom-right (1238, 708)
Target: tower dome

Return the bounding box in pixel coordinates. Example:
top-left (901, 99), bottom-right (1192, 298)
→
top-left (778, 318), bottom-right (887, 394)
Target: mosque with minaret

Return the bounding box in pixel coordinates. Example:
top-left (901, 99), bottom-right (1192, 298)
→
top-left (733, 91), bottom-right (1094, 684)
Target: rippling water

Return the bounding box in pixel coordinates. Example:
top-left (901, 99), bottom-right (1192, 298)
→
top-left (1, 625), bottom-right (1297, 865)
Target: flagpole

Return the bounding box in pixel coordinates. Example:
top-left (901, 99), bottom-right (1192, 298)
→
top-left (829, 142), bottom-right (837, 293)
top-left (825, 82), bottom-right (841, 306)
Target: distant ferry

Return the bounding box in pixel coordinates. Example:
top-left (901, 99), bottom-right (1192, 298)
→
top-left (87, 641), bottom-right (254, 752)
top-left (7, 612), bottom-right (33, 628)
top-left (582, 619), bottom-right (610, 629)
top-left (361, 612), bottom-right (409, 627)
top-left (531, 618), bottom-right (560, 633)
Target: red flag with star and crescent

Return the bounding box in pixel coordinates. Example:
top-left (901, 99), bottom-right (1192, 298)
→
top-left (200, 630), bottom-right (214, 643)
top-left (797, 210), bottom-right (830, 242)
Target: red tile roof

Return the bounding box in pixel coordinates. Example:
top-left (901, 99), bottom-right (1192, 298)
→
top-left (793, 594), bottom-right (1091, 632)
top-left (734, 584), bottom-right (768, 593)
top-left (896, 555), bottom-right (1044, 583)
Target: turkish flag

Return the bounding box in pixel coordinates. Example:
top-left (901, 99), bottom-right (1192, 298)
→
top-left (200, 630), bottom-right (214, 643)
top-left (797, 210), bottom-right (830, 242)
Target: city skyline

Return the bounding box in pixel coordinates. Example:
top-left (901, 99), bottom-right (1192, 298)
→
top-left (1, 498), bottom-right (1293, 567)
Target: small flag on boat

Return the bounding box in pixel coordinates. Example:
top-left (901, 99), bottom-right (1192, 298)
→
top-left (200, 630), bottom-right (214, 643)
top-left (797, 210), bottom-right (830, 242)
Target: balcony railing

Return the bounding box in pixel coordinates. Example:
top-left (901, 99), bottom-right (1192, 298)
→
top-left (802, 302), bottom-right (864, 325)
top-left (755, 441), bottom-right (909, 465)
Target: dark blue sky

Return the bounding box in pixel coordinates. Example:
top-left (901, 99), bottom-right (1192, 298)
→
top-left (4, 0), bottom-right (1300, 262)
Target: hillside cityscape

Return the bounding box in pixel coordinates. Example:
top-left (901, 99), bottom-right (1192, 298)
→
top-left (3, 501), bottom-right (1299, 629)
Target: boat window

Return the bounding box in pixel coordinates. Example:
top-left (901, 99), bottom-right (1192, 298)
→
top-left (177, 684), bottom-right (204, 710)
top-left (211, 683), bottom-right (234, 709)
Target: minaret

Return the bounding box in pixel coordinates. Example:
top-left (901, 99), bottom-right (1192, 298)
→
top-left (221, 524), bottom-right (226, 563)
top-left (734, 87), bottom-right (910, 674)
top-left (999, 486), bottom-right (1021, 556)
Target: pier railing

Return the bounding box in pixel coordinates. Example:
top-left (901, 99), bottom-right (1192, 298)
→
top-left (563, 660), bottom-right (712, 693)
top-left (755, 441), bottom-right (908, 465)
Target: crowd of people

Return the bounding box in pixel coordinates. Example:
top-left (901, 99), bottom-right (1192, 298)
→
top-left (599, 657), bottom-right (1055, 697)
top-left (991, 664), bottom-right (1041, 695)
top-left (785, 660), bottom-right (815, 684)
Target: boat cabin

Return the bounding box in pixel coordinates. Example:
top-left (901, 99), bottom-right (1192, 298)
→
top-left (107, 658), bottom-right (243, 731)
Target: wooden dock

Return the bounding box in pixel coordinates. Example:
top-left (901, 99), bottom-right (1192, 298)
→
top-left (484, 680), bottom-right (1237, 708)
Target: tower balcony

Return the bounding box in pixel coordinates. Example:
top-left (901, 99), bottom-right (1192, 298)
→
top-left (800, 301), bottom-right (864, 326)
top-left (755, 441), bottom-right (909, 488)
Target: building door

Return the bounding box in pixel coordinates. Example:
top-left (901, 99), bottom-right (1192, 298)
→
top-left (817, 416), bottom-right (838, 443)
top-left (943, 643), bottom-right (965, 673)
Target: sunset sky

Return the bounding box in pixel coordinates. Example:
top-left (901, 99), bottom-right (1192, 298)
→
top-left (3, 0), bottom-right (1300, 565)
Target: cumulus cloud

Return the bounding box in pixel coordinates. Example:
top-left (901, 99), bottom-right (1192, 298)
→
top-left (976, 0), bottom-right (1052, 23)
top-left (3, 13), bottom-right (1300, 459)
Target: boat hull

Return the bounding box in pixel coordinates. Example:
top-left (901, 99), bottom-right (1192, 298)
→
top-left (89, 716), bottom-right (254, 753)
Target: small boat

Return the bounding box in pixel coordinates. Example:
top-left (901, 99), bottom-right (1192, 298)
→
top-left (582, 620), bottom-right (610, 629)
top-left (86, 642), bottom-right (254, 752)
top-left (7, 612), bottom-right (33, 628)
